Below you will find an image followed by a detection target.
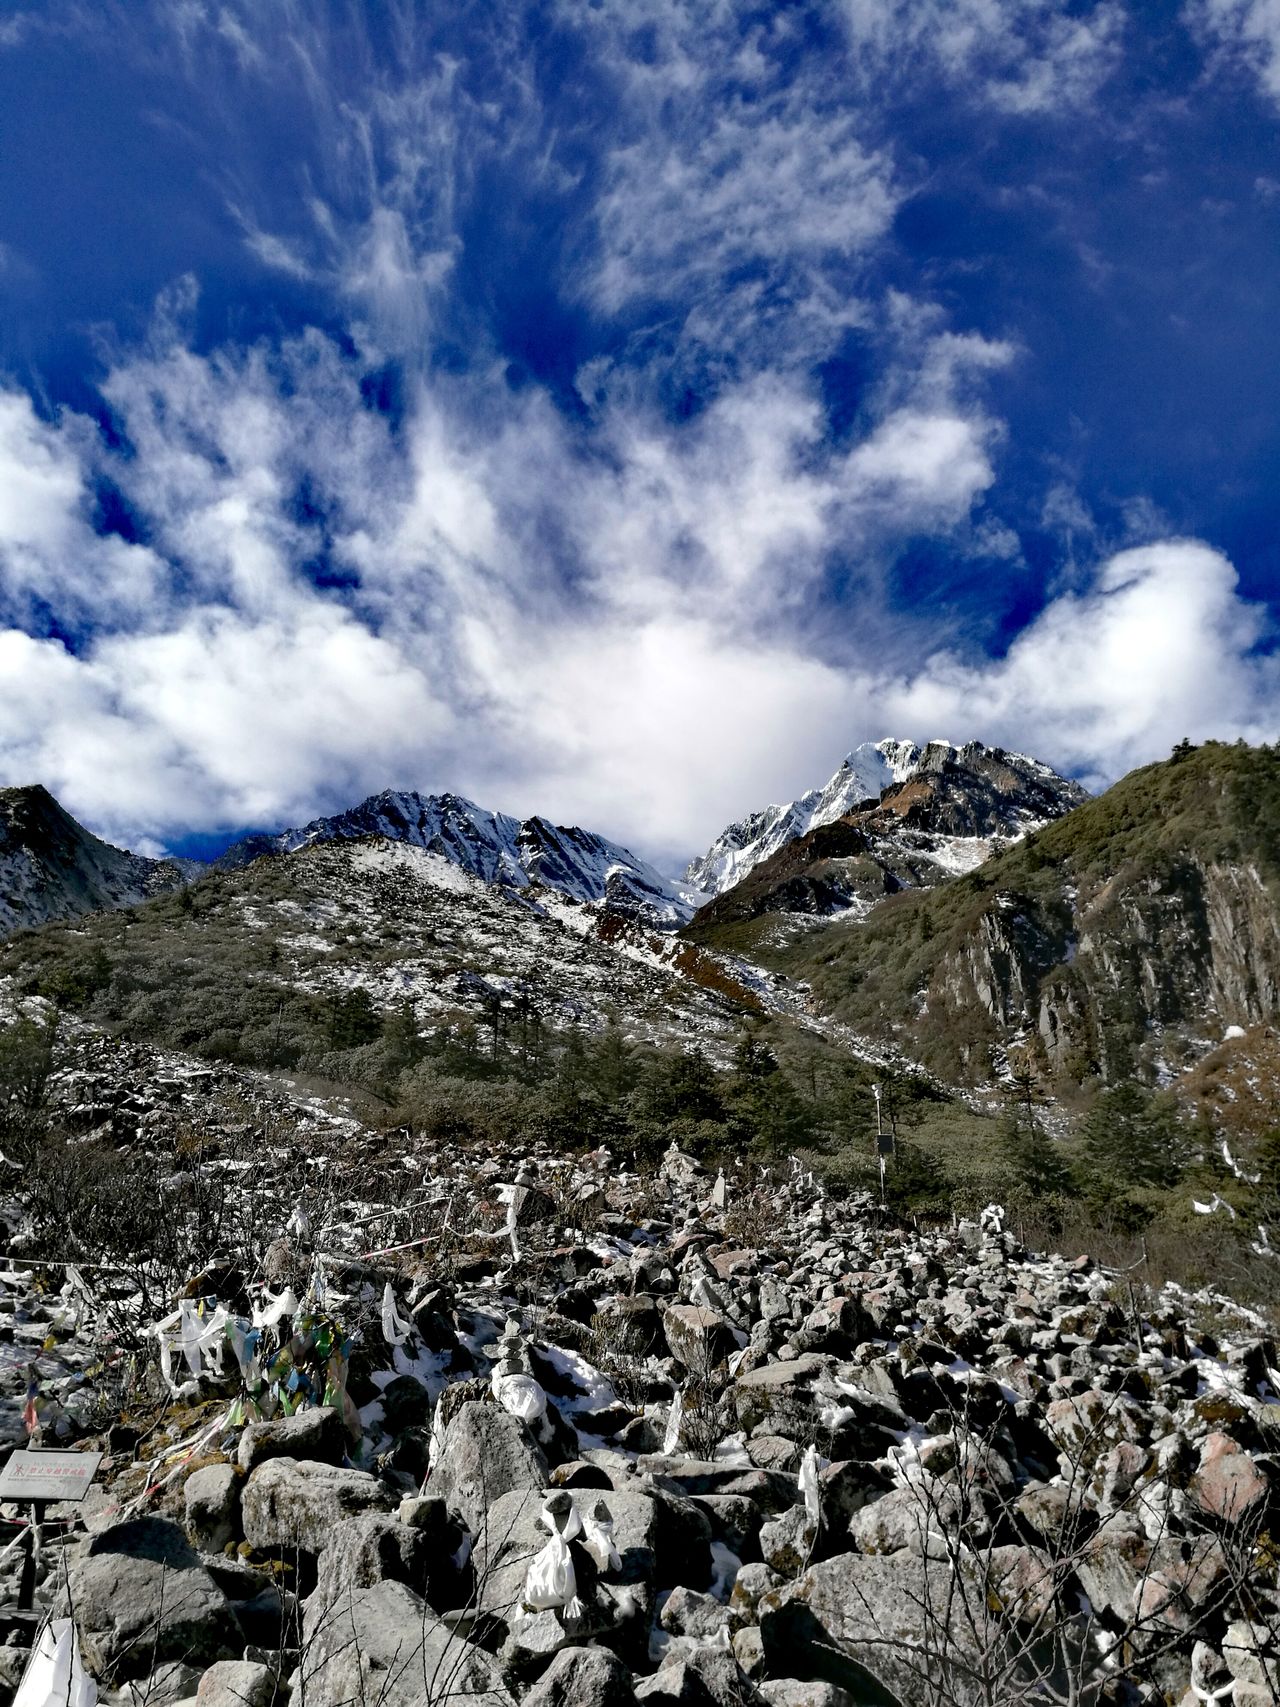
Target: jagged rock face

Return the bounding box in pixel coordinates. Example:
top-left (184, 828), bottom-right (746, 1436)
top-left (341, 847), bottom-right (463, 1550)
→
top-left (887, 741), bottom-right (1089, 838)
top-left (686, 745), bottom-right (1088, 933)
top-left (687, 739), bottom-right (1085, 900)
top-left (219, 789), bottom-right (702, 928)
top-left (0, 784), bottom-right (191, 938)
top-left (1007, 858), bottom-right (1280, 1081)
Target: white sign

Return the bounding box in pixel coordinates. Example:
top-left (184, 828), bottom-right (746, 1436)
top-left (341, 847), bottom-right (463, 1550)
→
top-left (0, 1449), bottom-right (102, 1504)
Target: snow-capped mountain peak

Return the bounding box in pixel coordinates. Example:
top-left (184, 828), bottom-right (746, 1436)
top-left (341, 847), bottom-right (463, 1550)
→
top-left (686, 738), bottom-right (1085, 896)
top-left (686, 738), bottom-right (921, 895)
top-left (220, 790), bottom-right (704, 927)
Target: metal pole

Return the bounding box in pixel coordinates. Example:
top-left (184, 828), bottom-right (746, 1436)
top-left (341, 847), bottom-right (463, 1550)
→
top-left (17, 1501), bottom-right (43, 1611)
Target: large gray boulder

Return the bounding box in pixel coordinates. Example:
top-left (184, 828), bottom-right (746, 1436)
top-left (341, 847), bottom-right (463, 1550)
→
top-left (195, 1659), bottom-right (276, 1706)
top-left (758, 1685), bottom-right (855, 1707)
top-left (430, 1400), bottom-right (550, 1538)
top-left (662, 1305), bottom-right (739, 1371)
top-left (759, 1548), bottom-right (1043, 1707)
top-left (522, 1644), bottom-right (638, 1707)
top-left (121, 1660), bottom-right (202, 1705)
top-left (237, 1404), bottom-right (347, 1473)
top-left (310, 1512), bottom-right (433, 1615)
top-left (66, 1515), bottom-right (243, 1678)
top-left (635, 1650), bottom-right (765, 1705)
top-left (473, 1488), bottom-right (670, 1619)
top-left (299, 1578), bottom-right (515, 1706)
top-left (184, 1462), bottom-right (241, 1553)
top-left (241, 1456), bottom-right (393, 1554)
top-left (635, 1457), bottom-right (799, 1516)
top-left (732, 1357), bottom-right (830, 1437)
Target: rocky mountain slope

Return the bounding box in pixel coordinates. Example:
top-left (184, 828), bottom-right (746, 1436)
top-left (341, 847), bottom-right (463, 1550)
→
top-left (220, 789), bottom-right (704, 928)
top-left (0, 784), bottom-right (192, 937)
top-left (6, 1095), bottom-right (1278, 1707)
top-left (746, 741), bottom-right (1280, 1087)
top-left (5, 746), bottom-right (1280, 1706)
top-left (686, 741), bottom-right (1089, 937)
top-left (0, 739), bottom-right (1076, 949)
top-left (687, 739), bottom-right (1085, 897)
top-left (0, 835), bottom-right (777, 1071)
top-left (0, 784), bottom-right (708, 946)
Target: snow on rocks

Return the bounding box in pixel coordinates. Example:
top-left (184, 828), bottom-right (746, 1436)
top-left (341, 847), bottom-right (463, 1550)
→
top-left (2, 1144), bottom-right (1279, 1707)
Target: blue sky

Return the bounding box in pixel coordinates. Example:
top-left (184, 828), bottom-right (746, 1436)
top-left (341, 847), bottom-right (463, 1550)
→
top-left (1, 0), bottom-right (1279, 864)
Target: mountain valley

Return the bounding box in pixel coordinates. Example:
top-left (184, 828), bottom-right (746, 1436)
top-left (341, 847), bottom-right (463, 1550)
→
top-left (3, 737), bottom-right (1280, 1707)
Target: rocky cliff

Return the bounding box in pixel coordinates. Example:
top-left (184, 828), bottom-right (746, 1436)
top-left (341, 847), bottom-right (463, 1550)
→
top-left (0, 784), bottom-right (191, 938)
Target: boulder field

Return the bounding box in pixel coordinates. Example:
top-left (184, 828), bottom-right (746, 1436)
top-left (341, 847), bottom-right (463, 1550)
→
top-left (1, 1143), bottom-right (1277, 1706)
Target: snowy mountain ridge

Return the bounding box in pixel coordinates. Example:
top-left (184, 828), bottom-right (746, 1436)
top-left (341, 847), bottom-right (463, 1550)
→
top-left (218, 788), bottom-right (706, 927)
top-left (0, 740), bottom-right (1082, 942)
top-left (687, 737), bottom-right (1085, 896)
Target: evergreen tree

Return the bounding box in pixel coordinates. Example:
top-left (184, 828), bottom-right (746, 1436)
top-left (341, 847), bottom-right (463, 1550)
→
top-left (589, 1024), bottom-right (640, 1104)
top-left (381, 999), bottom-right (426, 1071)
top-left (885, 1141), bottom-right (949, 1216)
top-left (642, 1046), bottom-right (723, 1124)
top-left (726, 1036), bottom-right (813, 1155)
top-left (997, 1110), bottom-right (1073, 1200)
top-left (327, 986), bottom-right (381, 1050)
top-left (1081, 1081), bottom-right (1186, 1188)
top-left (732, 1034), bottom-right (779, 1082)
top-left (0, 1011), bottom-right (58, 1119)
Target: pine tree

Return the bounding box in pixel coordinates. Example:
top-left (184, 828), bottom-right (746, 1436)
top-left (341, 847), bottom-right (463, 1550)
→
top-left (1081, 1081), bottom-right (1185, 1188)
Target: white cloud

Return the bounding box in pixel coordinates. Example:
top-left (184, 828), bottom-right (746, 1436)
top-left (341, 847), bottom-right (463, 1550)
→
top-left (0, 390), bottom-right (167, 629)
top-left (845, 411), bottom-right (998, 518)
top-left (0, 306), bottom-right (1016, 855)
top-left (841, 0), bottom-right (1126, 114)
top-left (877, 541), bottom-right (1278, 788)
top-left (1, 305), bottom-right (1273, 865)
top-left (1187, 0), bottom-right (1280, 105)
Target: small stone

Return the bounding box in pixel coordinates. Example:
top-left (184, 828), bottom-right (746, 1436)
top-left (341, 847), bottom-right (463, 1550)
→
top-left (759, 1505), bottom-right (816, 1577)
top-left (732, 1625), bottom-right (764, 1678)
top-left (660, 1586), bottom-right (732, 1644)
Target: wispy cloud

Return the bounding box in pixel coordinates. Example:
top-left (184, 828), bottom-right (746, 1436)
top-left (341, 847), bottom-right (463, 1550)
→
top-left (1187, 0), bottom-right (1280, 105)
top-left (841, 0), bottom-right (1126, 113)
top-left (0, 0), bottom-right (1275, 861)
